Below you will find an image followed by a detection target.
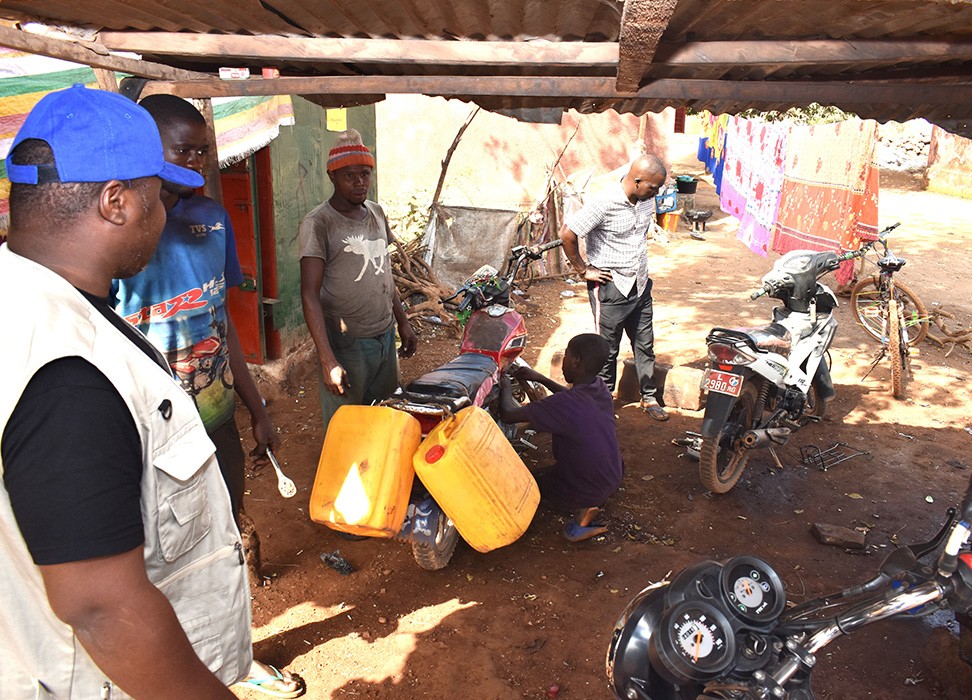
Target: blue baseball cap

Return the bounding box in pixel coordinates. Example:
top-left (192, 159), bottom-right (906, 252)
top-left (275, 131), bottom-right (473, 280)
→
top-left (5, 84), bottom-right (204, 189)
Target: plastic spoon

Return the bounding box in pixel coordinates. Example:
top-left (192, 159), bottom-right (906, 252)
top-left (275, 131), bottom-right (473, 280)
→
top-left (266, 448), bottom-right (297, 498)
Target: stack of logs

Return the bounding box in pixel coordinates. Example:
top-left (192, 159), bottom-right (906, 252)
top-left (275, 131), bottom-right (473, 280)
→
top-left (390, 236), bottom-right (461, 336)
top-left (927, 307), bottom-right (972, 356)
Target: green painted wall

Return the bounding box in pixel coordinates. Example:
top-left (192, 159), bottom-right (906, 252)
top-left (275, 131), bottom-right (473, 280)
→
top-left (269, 97), bottom-right (377, 349)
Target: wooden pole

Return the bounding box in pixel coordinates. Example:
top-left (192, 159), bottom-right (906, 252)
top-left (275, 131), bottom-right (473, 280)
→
top-left (197, 99), bottom-right (224, 204)
top-left (430, 106), bottom-right (480, 206)
top-left (92, 68), bottom-right (119, 92)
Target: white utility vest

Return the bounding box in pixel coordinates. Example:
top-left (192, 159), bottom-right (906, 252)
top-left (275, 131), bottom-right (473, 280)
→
top-left (0, 246), bottom-right (252, 698)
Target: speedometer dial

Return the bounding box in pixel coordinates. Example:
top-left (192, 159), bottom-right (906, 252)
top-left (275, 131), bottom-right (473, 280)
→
top-left (732, 575), bottom-right (764, 609)
top-left (720, 556), bottom-right (786, 626)
top-left (649, 600), bottom-right (736, 684)
top-left (675, 616), bottom-right (718, 660)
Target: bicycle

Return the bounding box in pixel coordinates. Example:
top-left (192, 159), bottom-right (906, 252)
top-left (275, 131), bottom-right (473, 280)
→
top-left (847, 223), bottom-right (929, 398)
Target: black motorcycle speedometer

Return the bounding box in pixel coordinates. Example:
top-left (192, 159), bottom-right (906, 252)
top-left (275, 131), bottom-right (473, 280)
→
top-left (719, 556), bottom-right (786, 626)
top-left (648, 600), bottom-right (736, 685)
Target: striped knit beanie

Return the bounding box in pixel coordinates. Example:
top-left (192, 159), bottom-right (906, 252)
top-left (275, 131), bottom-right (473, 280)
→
top-left (327, 128), bottom-right (375, 172)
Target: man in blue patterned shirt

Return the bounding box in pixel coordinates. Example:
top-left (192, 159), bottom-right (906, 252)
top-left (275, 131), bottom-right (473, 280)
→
top-left (559, 154), bottom-right (669, 421)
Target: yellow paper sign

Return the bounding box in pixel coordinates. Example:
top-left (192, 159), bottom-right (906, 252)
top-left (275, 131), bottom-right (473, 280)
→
top-left (326, 108), bottom-right (347, 132)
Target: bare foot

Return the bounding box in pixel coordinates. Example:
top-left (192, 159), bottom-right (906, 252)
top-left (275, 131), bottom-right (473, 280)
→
top-left (575, 507), bottom-right (601, 527)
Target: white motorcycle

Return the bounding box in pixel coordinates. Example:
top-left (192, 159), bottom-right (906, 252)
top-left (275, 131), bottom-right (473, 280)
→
top-left (694, 248), bottom-right (859, 493)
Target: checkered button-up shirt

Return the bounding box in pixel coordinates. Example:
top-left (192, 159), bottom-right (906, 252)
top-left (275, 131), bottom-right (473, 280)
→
top-left (566, 182), bottom-right (655, 296)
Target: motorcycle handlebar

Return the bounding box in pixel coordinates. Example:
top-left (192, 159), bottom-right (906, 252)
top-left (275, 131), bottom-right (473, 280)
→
top-left (750, 286), bottom-right (769, 300)
top-left (533, 238), bottom-right (564, 255)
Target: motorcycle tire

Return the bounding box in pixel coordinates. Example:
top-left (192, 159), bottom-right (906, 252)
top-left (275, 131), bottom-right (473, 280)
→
top-left (850, 276), bottom-right (929, 346)
top-left (412, 510), bottom-right (460, 571)
top-left (797, 381), bottom-right (828, 427)
top-left (699, 383), bottom-right (759, 494)
top-left (888, 298), bottom-right (907, 399)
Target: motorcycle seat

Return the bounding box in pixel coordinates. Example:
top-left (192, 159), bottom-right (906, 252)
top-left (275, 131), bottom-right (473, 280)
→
top-left (734, 322), bottom-right (792, 356)
top-left (404, 352), bottom-right (498, 401)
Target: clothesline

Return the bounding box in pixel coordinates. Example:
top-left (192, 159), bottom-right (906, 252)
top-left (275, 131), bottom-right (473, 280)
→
top-left (698, 112), bottom-right (879, 285)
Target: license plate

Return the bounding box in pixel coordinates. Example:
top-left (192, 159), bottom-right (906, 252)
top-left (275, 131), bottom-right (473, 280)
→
top-left (703, 370), bottom-right (743, 397)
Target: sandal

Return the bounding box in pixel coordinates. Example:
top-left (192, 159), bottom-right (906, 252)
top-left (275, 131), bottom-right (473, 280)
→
top-left (239, 665), bottom-right (305, 698)
top-left (564, 521), bottom-right (608, 543)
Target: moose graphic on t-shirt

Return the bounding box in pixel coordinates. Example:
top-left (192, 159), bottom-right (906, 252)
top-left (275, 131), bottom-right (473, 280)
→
top-left (342, 234), bottom-right (387, 281)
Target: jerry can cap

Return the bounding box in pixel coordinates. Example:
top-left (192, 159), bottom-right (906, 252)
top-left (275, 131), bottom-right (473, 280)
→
top-left (424, 444), bottom-right (446, 463)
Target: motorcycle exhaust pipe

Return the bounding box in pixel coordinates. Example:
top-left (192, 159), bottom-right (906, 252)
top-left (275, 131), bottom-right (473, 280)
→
top-left (741, 427), bottom-right (791, 448)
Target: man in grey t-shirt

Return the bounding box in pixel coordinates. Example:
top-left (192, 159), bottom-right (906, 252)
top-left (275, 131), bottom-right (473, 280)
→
top-left (298, 130), bottom-right (417, 433)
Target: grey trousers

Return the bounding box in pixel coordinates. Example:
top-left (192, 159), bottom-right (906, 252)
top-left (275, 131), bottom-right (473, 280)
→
top-left (587, 277), bottom-right (658, 400)
top-left (318, 325), bottom-right (400, 434)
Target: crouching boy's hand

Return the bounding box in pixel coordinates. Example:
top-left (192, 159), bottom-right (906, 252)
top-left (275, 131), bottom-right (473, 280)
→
top-left (509, 363), bottom-right (545, 385)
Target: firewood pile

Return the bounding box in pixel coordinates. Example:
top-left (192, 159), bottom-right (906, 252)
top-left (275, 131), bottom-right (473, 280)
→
top-left (926, 307), bottom-right (972, 356)
top-left (390, 236), bottom-right (461, 336)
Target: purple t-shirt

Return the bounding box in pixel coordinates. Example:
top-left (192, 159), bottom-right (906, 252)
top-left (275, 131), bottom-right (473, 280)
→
top-left (523, 377), bottom-right (623, 510)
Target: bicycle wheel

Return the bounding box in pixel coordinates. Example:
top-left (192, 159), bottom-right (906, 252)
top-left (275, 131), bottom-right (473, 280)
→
top-left (888, 298), bottom-right (906, 399)
top-left (850, 276), bottom-right (929, 346)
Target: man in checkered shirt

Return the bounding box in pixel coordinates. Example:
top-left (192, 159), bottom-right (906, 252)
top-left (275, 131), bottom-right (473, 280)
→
top-left (559, 154), bottom-right (669, 421)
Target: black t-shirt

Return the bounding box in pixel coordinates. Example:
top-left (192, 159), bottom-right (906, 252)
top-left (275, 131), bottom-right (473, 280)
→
top-left (1, 290), bottom-right (167, 566)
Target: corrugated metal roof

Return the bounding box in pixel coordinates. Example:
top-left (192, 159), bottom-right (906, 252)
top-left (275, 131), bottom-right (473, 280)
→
top-left (1, 0), bottom-right (970, 135)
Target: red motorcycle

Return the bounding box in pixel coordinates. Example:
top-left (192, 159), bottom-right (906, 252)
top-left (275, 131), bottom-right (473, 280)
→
top-left (382, 239), bottom-right (562, 569)
top-left (169, 309), bottom-right (232, 401)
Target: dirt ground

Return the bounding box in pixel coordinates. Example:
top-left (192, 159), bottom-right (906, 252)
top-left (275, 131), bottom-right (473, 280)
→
top-left (235, 160), bottom-right (972, 699)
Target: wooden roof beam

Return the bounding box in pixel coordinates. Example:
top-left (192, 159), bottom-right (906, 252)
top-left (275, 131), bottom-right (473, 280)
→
top-left (0, 25), bottom-right (208, 81)
top-left (98, 32), bottom-right (619, 68)
top-left (617, 0), bottom-right (677, 92)
top-left (96, 30), bottom-right (972, 69)
top-left (140, 74), bottom-right (972, 109)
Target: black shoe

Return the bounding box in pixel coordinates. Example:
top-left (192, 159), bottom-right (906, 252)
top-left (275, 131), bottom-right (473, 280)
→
top-left (337, 531), bottom-right (369, 541)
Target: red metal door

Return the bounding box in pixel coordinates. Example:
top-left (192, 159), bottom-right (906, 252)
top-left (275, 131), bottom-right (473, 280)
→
top-left (222, 164), bottom-right (264, 364)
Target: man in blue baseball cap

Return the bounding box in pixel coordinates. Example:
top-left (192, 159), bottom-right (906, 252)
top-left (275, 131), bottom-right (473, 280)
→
top-left (0, 84), bottom-right (252, 698)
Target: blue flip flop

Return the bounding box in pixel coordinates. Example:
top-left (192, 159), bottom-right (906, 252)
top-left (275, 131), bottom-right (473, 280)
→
top-left (564, 521), bottom-right (608, 543)
top-left (240, 665), bottom-right (305, 698)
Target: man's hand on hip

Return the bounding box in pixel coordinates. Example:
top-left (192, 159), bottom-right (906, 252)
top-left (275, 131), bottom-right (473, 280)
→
top-left (584, 265), bottom-right (613, 284)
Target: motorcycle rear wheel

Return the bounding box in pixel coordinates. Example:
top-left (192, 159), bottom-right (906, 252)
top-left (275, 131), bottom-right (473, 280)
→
top-left (412, 510), bottom-right (460, 571)
top-left (797, 381), bottom-right (828, 427)
top-left (699, 383), bottom-right (758, 494)
top-left (888, 299), bottom-right (907, 399)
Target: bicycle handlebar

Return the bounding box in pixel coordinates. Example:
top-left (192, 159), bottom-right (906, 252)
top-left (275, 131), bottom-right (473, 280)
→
top-left (839, 222), bottom-right (902, 261)
top-left (878, 221), bottom-right (901, 242)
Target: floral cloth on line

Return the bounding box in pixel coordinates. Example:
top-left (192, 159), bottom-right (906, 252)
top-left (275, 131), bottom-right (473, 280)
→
top-left (698, 112), bottom-right (730, 195)
top-left (771, 119), bottom-right (880, 285)
top-left (720, 118), bottom-right (789, 256)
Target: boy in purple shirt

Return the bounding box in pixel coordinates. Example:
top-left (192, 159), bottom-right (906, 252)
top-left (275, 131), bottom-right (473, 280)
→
top-left (499, 334), bottom-right (623, 542)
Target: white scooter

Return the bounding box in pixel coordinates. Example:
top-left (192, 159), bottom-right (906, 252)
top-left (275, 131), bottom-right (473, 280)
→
top-left (694, 248), bottom-right (857, 493)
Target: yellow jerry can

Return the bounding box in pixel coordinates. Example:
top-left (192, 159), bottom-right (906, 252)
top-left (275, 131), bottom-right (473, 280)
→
top-left (310, 405), bottom-right (421, 538)
top-left (414, 406), bottom-right (539, 552)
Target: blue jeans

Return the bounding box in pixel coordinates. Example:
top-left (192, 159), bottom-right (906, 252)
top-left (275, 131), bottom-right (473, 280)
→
top-left (318, 325), bottom-right (400, 433)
